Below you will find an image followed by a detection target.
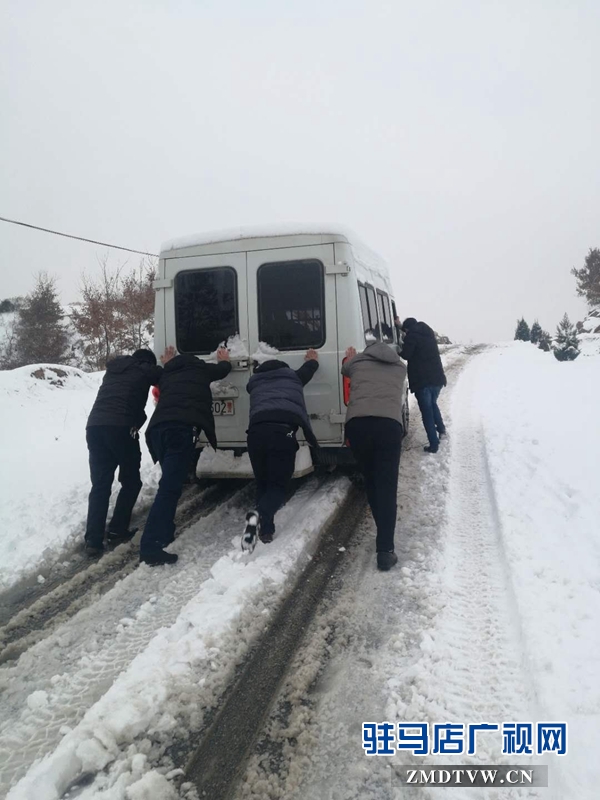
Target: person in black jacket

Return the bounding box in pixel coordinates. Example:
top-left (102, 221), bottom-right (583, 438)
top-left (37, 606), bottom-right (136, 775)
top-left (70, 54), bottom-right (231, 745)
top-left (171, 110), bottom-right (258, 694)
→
top-left (241, 349), bottom-right (319, 553)
top-left (139, 345), bottom-right (231, 566)
top-left (400, 318), bottom-right (447, 453)
top-left (85, 349), bottom-right (162, 555)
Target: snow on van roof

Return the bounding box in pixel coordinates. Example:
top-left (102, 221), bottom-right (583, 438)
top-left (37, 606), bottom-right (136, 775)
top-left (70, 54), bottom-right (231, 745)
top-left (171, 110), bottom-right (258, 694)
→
top-left (160, 222), bottom-right (393, 290)
top-left (162, 222), bottom-right (360, 253)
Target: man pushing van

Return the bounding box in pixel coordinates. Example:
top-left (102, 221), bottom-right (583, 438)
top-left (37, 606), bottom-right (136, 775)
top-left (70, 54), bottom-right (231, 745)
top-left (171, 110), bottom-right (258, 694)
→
top-left (242, 349), bottom-right (319, 552)
top-left (140, 344), bottom-right (232, 566)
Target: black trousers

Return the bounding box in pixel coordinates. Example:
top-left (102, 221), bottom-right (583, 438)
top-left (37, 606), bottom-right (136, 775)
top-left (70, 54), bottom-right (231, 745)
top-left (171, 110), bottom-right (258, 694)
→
top-left (140, 422), bottom-right (196, 556)
top-left (85, 425), bottom-right (143, 546)
top-left (247, 423), bottom-right (299, 537)
top-left (345, 416), bottom-right (402, 553)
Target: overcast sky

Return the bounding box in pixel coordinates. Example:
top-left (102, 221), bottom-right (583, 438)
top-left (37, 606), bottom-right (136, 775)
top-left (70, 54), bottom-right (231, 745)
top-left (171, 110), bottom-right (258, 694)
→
top-left (1, 0), bottom-right (597, 343)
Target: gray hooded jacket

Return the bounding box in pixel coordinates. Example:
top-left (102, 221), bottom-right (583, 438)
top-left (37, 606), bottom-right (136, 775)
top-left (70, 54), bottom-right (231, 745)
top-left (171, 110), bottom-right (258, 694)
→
top-left (341, 342), bottom-right (407, 425)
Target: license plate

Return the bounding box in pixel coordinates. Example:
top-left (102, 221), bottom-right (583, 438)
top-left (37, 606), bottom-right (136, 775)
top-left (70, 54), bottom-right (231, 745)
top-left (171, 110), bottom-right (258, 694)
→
top-left (212, 399), bottom-right (235, 415)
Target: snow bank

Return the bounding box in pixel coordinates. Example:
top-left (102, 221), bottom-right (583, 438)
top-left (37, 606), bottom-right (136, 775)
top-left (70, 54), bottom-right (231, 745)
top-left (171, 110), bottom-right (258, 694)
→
top-left (0, 365), bottom-right (160, 591)
top-left (472, 343), bottom-right (600, 792)
top-left (448, 342), bottom-right (600, 795)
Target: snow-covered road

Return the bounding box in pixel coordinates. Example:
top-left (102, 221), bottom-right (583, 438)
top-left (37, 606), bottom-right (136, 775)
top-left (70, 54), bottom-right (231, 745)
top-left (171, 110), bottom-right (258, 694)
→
top-left (1, 342), bottom-right (598, 799)
top-left (235, 343), bottom-right (600, 800)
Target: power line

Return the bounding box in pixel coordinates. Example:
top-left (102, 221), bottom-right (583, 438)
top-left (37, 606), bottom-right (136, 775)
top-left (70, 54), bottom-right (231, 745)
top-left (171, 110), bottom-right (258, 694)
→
top-left (0, 215), bottom-right (159, 258)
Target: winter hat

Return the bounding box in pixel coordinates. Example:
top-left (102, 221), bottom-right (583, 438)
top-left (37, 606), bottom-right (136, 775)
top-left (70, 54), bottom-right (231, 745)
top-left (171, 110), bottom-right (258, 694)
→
top-left (402, 317), bottom-right (417, 332)
top-left (132, 348), bottom-right (157, 365)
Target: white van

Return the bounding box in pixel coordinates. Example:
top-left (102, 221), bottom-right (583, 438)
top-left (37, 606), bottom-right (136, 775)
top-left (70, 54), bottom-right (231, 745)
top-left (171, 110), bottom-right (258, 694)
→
top-left (153, 225), bottom-right (408, 475)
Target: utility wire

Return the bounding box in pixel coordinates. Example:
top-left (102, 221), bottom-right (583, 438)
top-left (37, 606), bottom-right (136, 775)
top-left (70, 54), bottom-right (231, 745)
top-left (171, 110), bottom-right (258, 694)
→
top-left (0, 215), bottom-right (159, 258)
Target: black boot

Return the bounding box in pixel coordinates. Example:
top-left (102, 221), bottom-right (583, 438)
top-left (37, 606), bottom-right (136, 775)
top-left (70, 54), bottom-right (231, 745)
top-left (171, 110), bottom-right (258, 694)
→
top-left (106, 527), bottom-right (138, 546)
top-left (377, 551), bottom-right (398, 571)
top-left (84, 538), bottom-right (104, 556)
top-left (140, 549), bottom-right (178, 567)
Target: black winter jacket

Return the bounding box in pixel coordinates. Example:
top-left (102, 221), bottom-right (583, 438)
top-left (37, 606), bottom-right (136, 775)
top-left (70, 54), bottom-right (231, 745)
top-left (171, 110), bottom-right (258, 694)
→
top-left (87, 356), bottom-right (162, 430)
top-left (146, 354), bottom-right (232, 457)
top-left (247, 359), bottom-right (319, 448)
top-left (400, 322), bottom-right (447, 393)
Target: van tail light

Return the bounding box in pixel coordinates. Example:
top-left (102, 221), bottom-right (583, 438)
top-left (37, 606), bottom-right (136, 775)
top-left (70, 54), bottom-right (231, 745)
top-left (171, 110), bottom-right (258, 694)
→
top-left (151, 386), bottom-right (160, 405)
top-left (342, 356), bottom-right (351, 406)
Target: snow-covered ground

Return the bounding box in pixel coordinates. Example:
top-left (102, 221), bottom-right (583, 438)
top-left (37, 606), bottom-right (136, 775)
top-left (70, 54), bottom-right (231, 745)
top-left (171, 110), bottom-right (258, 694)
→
top-left (0, 365), bottom-right (161, 591)
top-left (237, 342), bottom-right (600, 800)
top-left (1, 341), bottom-right (599, 799)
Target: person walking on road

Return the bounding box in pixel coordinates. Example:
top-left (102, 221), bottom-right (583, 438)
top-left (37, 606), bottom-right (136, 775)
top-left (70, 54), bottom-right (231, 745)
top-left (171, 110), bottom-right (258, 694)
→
top-left (242, 349), bottom-right (319, 552)
top-left (399, 317), bottom-right (447, 453)
top-left (140, 345), bottom-right (232, 566)
top-left (84, 349), bottom-right (162, 555)
top-left (342, 342), bottom-right (407, 571)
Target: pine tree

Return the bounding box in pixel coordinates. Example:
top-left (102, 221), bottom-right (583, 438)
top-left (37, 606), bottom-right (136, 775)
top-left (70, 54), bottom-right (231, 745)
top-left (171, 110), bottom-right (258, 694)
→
top-left (530, 320), bottom-right (542, 344)
top-left (514, 318), bottom-right (530, 341)
top-left (553, 313), bottom-right (580, 361)
top-left (571, 248), bottom-right (600, 307)
top-left (0, 299), bottom-right (16, 313)
top-left (538, 330), bottom-right (552, 352)
top-left (12, 274), bottom-right (69, 367)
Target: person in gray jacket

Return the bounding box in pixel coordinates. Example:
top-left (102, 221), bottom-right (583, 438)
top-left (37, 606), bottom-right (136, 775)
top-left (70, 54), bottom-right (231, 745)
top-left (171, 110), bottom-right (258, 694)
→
top-left (342, 342), bottom-right (407, 570)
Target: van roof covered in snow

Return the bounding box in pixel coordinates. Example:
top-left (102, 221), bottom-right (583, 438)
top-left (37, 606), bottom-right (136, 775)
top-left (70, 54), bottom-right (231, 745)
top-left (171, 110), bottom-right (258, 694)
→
top-left (159, 223), bottom-right (392, 289)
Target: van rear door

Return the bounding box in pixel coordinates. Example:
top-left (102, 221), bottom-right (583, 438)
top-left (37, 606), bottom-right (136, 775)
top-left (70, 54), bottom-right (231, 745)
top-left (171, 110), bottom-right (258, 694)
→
top-left (246, 244), bottom-right (341, 444)
top-left (163, 252), bottom-right (251, 445)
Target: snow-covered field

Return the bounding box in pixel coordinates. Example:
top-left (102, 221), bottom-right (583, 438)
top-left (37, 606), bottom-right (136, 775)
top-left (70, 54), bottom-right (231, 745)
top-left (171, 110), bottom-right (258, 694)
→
top-left (0, 341), bottom-right (599, 799)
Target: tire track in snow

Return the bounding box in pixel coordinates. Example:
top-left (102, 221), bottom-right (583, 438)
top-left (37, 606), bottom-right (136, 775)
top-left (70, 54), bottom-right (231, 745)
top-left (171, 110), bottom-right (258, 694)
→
top-left (0, 481), bottom-right (237, 661)
top-left (231, 347), bottom-right (472, 800)
top-left (0, 480), bottom-right (217, 628)
top-left (390, 355), bottom-right (546, 798)
top-left (0, 480), bottom-right (256, 795)
top-left (234, 346), bottom-right (548, 800)
top-left (3, 474), bottom-right (348, 800)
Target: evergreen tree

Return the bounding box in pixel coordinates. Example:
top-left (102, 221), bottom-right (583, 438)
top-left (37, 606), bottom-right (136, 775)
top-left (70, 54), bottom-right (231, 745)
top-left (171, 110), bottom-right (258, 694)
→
top-left (13, 274), bottom-right (69, 366)
top-left (553, 313), bottom-right (580, 361)
top-left (530, 320), bottom-right (542, 344)
top-left (0, 299), bottom-right (16, 313)
top-left (538, 330), bottom-right (552, 352)
top-left (514, 318), bottom-right (530, 341)
top-left (571, 248), bottom-right (600, 307)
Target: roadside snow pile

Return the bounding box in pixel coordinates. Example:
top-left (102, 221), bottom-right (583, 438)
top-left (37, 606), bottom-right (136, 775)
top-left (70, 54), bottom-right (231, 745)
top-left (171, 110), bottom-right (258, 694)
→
top-left (439, 342), bottom-right (600, 795)
top-left (474, 343), bottom-right (600, 787)
top-left (0, 365), bottom-right (160, 591)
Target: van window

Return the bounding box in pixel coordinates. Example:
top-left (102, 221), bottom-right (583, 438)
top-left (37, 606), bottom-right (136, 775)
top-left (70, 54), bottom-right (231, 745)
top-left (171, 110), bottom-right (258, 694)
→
top-left (359, 284), bottom-right (371, 337)
top-left (175, 267), bottom-right (238, 354)
top-left (392, 299), bottom-right (402, 344)
top-left (358, 282), bottom-right (381, 341)
top-left (377, 291), bottom-right (394, 343)
top-left (258, 260), bottom-right (325, 349)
